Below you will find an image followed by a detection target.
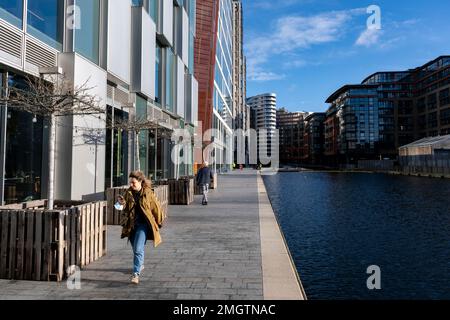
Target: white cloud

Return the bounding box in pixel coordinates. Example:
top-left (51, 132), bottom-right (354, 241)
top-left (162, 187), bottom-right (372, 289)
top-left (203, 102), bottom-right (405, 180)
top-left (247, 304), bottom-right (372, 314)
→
top-left (246, 8), bottom-right (366, 81)
top-left (283, 59), bottom-right (307, 68)
top-left (250, 0), bottom-right (311, 10)
top-left (249, 71), bottom-right (286, 81)
top-left (355, 28), bottom-right (382, 47)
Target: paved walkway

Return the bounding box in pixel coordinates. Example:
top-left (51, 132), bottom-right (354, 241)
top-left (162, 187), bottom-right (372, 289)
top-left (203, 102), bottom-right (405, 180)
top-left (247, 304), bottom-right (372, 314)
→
top-left (0, 170), bottom-right (305, 300)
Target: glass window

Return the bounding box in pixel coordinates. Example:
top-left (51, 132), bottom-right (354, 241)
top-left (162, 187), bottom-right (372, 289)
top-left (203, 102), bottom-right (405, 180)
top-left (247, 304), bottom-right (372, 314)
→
top-left (136, 96), bottom-right (148, 176)
top-left (27, 0), bottom-right (64, 50)
top-left (74, 0), bottom-right (100, 64)
top-left (105, 106), bottom-right (130, 188)
top-left (188, 31), bottom-right (194, 73)
top-left (149, 0), bottom-right (158, 23)
top-left (132, 0), bottom-right (143, 6)
top-left (0, 0), bottom-right (23, 28)
top-left (165, 48), bottom-right (175, 112)
top-left (4, 74), bottom-right (43, 204)
top-left (5, 109), bottom-right (43, 203)
top-left (155, 42), bottom-right (162, 104)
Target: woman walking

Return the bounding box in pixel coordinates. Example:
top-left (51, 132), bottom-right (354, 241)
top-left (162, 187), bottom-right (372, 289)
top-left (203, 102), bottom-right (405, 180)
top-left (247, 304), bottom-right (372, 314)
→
top-left (117, 171), bottom-right (164, 284)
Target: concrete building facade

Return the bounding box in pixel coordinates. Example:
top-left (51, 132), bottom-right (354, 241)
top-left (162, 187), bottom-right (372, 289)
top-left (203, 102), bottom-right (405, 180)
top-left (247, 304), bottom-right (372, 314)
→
top-left (0, 0), bottom-right (198, 204)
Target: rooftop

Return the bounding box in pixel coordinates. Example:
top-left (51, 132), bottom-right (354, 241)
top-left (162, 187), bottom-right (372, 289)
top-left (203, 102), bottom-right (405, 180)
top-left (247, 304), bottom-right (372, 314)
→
top-left (399, 135), bottom-right (450, 150)
top-left (325, 84), bottom-right (378, 103)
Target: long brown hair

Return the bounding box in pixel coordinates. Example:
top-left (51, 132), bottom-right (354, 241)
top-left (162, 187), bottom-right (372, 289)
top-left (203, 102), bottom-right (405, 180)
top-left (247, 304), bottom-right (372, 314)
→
top-left (129, 171), bottom-right (152, 189)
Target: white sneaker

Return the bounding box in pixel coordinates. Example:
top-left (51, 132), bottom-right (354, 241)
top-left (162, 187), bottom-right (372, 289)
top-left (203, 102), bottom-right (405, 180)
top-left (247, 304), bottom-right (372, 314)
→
top-left (131, 273), bottom-right (139, 284)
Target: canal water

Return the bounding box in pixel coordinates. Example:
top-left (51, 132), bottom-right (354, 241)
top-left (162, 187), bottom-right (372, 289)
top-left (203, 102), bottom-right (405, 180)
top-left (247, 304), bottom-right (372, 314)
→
top-left (263, 172), bottom-right (450, 300)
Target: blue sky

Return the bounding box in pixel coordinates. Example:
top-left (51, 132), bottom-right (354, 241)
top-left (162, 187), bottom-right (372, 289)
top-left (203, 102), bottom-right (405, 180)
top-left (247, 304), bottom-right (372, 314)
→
top-left (242, 0), bottom-right (450, 112)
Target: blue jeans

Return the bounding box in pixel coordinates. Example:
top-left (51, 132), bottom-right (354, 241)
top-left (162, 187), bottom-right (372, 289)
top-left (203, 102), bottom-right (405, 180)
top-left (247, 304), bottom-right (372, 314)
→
top-left (130, 221), bottom-right (150, 275)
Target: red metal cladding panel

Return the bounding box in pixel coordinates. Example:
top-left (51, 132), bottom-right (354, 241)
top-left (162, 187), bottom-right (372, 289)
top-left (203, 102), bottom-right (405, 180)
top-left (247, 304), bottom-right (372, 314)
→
top-left (194, 0), bottom-right (220, 138)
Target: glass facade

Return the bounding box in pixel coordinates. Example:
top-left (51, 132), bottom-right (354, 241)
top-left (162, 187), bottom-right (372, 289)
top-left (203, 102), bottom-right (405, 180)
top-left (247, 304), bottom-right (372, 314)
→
top-left (165, 48), bottom-right (175, 112)
top-left (2, 73), bottom-right (44, 204)
top-left (188, 0), bottom-right (195, 73)
top-left (74, 0), bottom-right (100, 64)
top-left (0, 0), bottom-right (198, 198)
top-left (155, 42), bottom-right (162, 105)
top-left (27, 0), bottom-right (64, 50)
top-left (149, 0), bottom-right (158, 23)
top-left (211, 0), bottom-right (233, 171)
top-left (136, 95), bottom-right (148, 176)
top-left (105, 106), bottom-right (129, 188)
top-left (0, 0), bottom-right (23, 28)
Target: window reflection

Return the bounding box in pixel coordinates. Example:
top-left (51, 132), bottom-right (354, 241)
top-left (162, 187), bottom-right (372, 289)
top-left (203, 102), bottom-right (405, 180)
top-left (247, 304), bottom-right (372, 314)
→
top-left (27, 0), bottom-right (64, 50)
top-left (0, 0), bottom-right (23, 28)
top-left (74, 0), bottom-right (100, 64)
top-left (105, 106), bottom-right (129, 188)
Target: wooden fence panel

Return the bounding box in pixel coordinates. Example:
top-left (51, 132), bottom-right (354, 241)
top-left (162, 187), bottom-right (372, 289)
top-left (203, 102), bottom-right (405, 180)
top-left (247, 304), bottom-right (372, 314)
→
top-left (0, 201), bottom-right (107, 282)
top-left (8, 211), bottom-right (17, 279)
top-left (24, 211), bottom-right (34, 279)
top-left (0, 213), bottom-right (8, 279)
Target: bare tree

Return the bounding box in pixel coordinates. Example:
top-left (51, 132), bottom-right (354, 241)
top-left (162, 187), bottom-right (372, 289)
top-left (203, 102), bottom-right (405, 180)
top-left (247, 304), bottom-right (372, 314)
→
top-left (107, 114), bottom-right (160, 173)
top-left (0, 74), bottom-right (104, 209)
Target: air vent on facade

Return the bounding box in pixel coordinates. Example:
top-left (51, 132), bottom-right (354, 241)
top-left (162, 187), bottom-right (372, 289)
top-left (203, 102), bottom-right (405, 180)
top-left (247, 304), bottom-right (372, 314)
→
top-left (107, 84), bottom-right (114, 100)
top-left (114, 87), bottom-right (130, 106)
top-left (163, 113), bottom-right (170, 124)
top-left (25, 39), bottom-right (57, 69)
top-left (154, 108), bottom-right (162, 121)
top-left (148, 105), bottom-right (155, 121)
top-left (0, 24), bottom-right (22, 59)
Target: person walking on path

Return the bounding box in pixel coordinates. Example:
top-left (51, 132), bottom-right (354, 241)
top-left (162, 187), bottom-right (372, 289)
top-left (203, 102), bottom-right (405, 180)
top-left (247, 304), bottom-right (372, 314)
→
top-left (117, 171), bottom-right (164, 284)
top-left (196, 161), bottom-right (214, 206)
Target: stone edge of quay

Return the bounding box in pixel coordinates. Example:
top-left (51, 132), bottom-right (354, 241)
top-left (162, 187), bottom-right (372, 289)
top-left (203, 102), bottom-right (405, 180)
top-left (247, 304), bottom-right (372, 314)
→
top-left (256, 172), bottom-right (307, 300)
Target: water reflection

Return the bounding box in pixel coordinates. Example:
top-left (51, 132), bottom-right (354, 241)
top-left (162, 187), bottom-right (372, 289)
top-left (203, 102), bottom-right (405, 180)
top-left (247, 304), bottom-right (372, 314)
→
top-left (263, 172), bottom-right (450, 300)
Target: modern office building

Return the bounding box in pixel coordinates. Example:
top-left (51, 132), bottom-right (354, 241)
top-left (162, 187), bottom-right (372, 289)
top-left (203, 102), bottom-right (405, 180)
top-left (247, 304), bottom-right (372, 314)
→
top-left (276, 108), bottom-right (306, 165)
top-left (0, 0), bottom-right (198, 204)
top-left (302, 112), bottom-right (326, 165)
top-left (325, 85), bottom-right (382, 164)
top-left (195, 0), bottom-right (234, 172)
top-left (324, 56), bottom-right (450, 165)
top-left (232, 0), bottom-right (248, 165)
top-left (411, 56), bottom-right (450, 138)
top-left (247, 93), bottom-right (277, 164)
top-left (361, 71), bottom-right (416, 149)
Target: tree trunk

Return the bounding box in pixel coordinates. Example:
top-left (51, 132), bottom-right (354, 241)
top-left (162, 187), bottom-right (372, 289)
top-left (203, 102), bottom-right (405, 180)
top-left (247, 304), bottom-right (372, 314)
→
top-left (47, 114), bottom-right (56, 209)
top-left (135, 130), bottom-right (140, 172)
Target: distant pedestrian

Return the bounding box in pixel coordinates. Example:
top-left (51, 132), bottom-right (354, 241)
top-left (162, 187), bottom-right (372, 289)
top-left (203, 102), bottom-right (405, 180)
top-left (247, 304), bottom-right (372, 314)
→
top-left (196, 161), bottom-right (214, 205)
top-left (116, 171), bottom-right (164, 284)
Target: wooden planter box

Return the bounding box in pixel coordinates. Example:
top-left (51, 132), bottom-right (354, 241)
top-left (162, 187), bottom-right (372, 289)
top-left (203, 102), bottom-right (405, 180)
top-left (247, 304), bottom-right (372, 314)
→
top-left (106, 185), bottom-right (169, 225)
top-left (194, 172), bottom-right (218, 195)
top-left (0, 200), bottom-right (107, 282)
top-left (157, 177), bottom-right (194, 205)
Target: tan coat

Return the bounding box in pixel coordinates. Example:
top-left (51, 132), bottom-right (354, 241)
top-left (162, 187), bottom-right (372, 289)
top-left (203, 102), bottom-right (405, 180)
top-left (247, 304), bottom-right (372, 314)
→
top-left (120, 186), bottom-right (164, 247)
